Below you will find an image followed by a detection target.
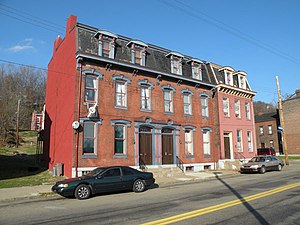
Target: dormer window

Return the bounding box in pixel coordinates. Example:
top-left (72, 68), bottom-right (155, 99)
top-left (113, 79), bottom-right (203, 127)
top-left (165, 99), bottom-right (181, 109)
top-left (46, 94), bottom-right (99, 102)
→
top-left (219, 67), bottom-right (234, 86)
top-left (127, 40), bottom-right (147, 66)
top-left (188, 58), bottom-right (203, 80)
top-left (95, 30), bottom-right (118, 59)
top-left (166, 52), bottom-right (183, 75)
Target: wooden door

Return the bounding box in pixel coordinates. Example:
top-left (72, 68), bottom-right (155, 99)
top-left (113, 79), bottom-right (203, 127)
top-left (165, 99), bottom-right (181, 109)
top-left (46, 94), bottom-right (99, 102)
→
top-left (139, 127), bottom-right (152, 165)
top-left (162, 128), bottom-right (174, 164)
top-left (224, 133), bottom-right (231, 159)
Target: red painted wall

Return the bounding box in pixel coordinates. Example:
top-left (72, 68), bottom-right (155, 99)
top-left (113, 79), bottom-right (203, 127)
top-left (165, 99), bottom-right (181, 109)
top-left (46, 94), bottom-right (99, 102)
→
top-left (217, 91), bottom-right (256, 159)
top-left (44, 15), bottom-right (77, 177)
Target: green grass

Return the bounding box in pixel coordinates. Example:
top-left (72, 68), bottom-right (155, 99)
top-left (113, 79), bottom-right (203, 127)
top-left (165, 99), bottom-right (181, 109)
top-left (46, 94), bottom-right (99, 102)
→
top-left (0, 130), bottom-right (65, 189)
top-left (0, 171), bottom-right (63, 189)
top-left (277, 155), bottom-right (300, 160)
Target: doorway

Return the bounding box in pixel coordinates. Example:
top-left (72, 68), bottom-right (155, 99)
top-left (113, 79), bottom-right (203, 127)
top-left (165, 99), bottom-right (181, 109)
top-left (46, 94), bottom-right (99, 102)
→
top-left (139, 126), bottom-right (153, 165)
top-left (224, 132), bottom-right (232, 159)
top-left (162, 128), bottom-right (174, 164)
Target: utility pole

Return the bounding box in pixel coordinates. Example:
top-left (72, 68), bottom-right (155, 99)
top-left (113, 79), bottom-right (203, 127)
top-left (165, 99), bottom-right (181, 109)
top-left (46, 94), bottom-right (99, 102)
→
top-left (16, 99), bottom-right (21, 148)
top-left (276, 76), bottom-right (289, 165)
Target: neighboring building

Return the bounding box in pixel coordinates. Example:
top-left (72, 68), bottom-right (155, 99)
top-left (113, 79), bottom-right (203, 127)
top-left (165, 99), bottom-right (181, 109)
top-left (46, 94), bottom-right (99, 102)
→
top-left (44, 15), bottom-right (222, 177)
top-left (255, 111), bottom-right (283, 155)
top-left (206, 64), bottom-right (257, 163)
top-left (31, 111), bottom-right (43, 131)
top-left (282, 89), bottom-right (300, 154)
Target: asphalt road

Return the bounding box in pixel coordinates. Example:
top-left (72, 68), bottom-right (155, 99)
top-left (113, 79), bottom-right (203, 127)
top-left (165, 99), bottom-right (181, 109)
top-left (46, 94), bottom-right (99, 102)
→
top-left (1, 161), bottom-right (300, 225)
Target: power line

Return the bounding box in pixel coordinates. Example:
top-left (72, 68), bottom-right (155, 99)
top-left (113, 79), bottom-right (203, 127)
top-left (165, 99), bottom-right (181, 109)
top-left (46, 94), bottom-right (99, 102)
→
top-left (160, 0), bottom-right (300, 66)
top-left (0, 5), bottom-right (64, 35)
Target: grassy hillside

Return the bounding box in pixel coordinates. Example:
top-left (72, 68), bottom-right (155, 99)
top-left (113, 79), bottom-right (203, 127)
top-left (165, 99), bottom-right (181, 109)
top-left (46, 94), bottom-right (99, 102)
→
top-left (0, 130), bottom-right (62, 188)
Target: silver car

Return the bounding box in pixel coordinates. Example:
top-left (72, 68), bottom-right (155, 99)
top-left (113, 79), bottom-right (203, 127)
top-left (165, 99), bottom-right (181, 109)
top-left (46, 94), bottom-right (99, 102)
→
top-left (240, 155), bottom-right (284, 174)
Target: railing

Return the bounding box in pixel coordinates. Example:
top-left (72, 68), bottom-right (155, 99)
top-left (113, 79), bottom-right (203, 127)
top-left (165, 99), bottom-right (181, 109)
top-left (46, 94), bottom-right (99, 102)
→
top-left (176, 156), bottom-right (184, 172)
top-left (234, 152), bottom-right (246, 163)
top-left (139, 158), bottom-right (147, 171)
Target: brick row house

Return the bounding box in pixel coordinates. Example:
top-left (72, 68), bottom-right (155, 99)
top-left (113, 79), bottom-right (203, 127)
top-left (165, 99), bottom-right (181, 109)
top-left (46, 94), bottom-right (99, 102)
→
top-left (44, 15), bottom-right (257, 177)
top-left (282, 90), bottom-right (300, 154)
top-left (254, 111), bottom-right (283, 155)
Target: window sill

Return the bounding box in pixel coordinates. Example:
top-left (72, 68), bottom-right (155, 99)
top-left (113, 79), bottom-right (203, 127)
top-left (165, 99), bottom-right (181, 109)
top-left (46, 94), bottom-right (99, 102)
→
top-left (202, 116), bottom-right (209, 119)
top-left (113, 154), bottom-right (128, 159)
top-left (185, 155), bottom-right (195, 158)
top-left (114, 106), bottom-right (128, 110)
top-left (164, 112), bottom-right (174, 115)
top-left (82, 154), bottom-right (97, 159)
top-left (184, 114), bottom-right (193, 117)
top-left (141, 109), bottom-right (152, 113)
top-left (204, 154), bottom-right (211, 158)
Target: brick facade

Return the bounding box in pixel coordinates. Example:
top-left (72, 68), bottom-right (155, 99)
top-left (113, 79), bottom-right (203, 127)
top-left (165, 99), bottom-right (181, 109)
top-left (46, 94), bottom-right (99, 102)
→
top-left (44, 15), bottom-right (256, 177)
top-left (282, 90), bottom-right (300, 154)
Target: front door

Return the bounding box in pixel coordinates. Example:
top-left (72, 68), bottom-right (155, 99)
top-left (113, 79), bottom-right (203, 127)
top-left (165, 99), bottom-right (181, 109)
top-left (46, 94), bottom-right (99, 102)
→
top-left (139, 126), bottom-right (152, 165)
top-left (162, 128), bottom-right (174, 164)
top-left (224, 132), bottom-right (231, 159)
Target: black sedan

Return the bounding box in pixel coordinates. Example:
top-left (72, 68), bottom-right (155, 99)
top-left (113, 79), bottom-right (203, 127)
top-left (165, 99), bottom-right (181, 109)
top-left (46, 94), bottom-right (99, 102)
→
top-left (52, 166), bottom-right (155, 200)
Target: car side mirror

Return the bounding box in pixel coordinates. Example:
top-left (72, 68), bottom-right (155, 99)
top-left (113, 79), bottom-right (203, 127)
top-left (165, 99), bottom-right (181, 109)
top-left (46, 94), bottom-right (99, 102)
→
top-left (97, 175), bottom-right (103, 179)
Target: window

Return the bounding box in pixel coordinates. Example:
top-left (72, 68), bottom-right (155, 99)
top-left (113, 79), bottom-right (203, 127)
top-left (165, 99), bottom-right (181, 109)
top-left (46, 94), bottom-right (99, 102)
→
top-left (172, 57), bottom-right (181, 75)
top-left (247, 131), bottom-right (253, 152)
top-left (140, 86), bottom-right (151, 111)
top-left (122, 167), bottom-right (135, 176)
top-left (225, 71), bottom-right (233, 85)
top-left (134, 47), bottom-right (142, 65)
top-left (268, 125), bottom-right (273, 134)
top-left (164, 89), bottom-right (173, 113)
top-left (223, 97), bottom-right (230, 117)
top-left (103, 168), bottom-right (121, 177)
top-left (200, 94), bottom-right (209, 118)
top-left (114, 125), bottom-right (126, 155)
top-left (115, 81), bottom-right (127, 107)
top-left (234, 100), bottom-right (241, 118)
top-left (245, 102), bottom-right (251, 120)
top-left (192, 63), bottom-right (202, 80)
top-left (183, 93), bottom-right (192, 115)
top-left (166, 52), bottom-right (183, 75)
top-left (259, 126), bottom-right (264, 135)
top-left (83, 122), bottom-right (96, 154)
top-left (102, 37), bottom-right (111, 58)
top-left (202, 128), bottom-right (211, 157)
top-left (185, 130), bottom-right (194, 156)
top-left (85, 75), bottom-right (98, 103)
top-left (270, 140), bottom-right (274, 148)
top-left (237, 130), bottom-right (243, 152)
top-left (128, 40), bottom-right (147, 66)
top-left (95, 31), bottom-right (118, 59)
top-left (239, 76), bottom-right (246, 89)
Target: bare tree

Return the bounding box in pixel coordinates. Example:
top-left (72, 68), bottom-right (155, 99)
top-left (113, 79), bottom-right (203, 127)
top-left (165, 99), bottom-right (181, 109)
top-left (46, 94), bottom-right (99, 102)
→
top-left (0, 63), bottom-right (46, 146)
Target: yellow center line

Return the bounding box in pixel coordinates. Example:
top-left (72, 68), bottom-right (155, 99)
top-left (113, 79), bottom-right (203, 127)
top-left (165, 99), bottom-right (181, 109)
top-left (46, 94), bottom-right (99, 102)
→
top-left (141, 182), bottom-right (300, 225)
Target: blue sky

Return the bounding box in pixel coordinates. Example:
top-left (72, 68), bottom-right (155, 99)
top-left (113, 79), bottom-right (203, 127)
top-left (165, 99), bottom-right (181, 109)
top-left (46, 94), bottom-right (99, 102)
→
top-left (1, 0), bottom-right (299, 104)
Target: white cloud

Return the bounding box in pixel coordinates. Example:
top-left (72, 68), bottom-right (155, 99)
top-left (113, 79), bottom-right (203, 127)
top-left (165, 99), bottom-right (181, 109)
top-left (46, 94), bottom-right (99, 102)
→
top-left (8, 45), bottom-right (34, 52)
top-left (7, 38), bottom-right (35, 53)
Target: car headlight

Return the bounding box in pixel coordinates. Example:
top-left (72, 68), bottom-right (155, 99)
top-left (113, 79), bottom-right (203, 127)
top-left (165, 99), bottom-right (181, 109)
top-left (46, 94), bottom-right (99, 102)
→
top-left (250, 165), bottom-right (259, 169)
top-left (58, 183), bottom-right (69, 188)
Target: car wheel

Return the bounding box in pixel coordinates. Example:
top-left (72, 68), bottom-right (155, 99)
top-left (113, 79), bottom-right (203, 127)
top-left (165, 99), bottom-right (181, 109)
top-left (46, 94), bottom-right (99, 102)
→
top-left (277, 164), bottom-right (282, 171)
top-left (133, 179), bottom-right (145, 193)
top-left (259, 166), bottom-right (266, 174)
top-left (75, 184), bottom-right (91, 200)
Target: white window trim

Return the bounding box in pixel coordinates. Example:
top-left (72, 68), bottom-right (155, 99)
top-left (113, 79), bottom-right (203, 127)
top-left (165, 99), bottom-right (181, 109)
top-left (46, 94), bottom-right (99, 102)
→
top-left (201, 127), bottom-right (212, 157)
top-left (111, 120), bottom-right (131, 158)
top-left (182, 126), bottom-right (196, 157)
top-left (237, 129), bottom-right (243, 152)
top-left (235, 100), bottom-right (241, 118)
top-left (223, 97), bottom-right (230, 117)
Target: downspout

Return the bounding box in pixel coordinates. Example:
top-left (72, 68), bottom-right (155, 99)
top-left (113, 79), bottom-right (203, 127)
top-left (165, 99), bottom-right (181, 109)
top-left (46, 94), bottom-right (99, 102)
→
top-left (75, 57), bottom-right (83, 177)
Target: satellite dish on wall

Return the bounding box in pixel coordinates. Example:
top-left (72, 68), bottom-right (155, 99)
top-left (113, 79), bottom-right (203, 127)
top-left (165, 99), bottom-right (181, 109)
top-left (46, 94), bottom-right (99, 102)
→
top-left (72, 121), bottom-right (80, 130)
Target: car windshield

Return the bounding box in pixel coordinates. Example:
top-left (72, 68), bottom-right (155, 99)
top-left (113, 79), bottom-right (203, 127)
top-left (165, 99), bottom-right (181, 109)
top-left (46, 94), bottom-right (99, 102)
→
top-left (249, 157), bottom-right (265, 162)
top-left (85, 167), bottom-right (106, 176)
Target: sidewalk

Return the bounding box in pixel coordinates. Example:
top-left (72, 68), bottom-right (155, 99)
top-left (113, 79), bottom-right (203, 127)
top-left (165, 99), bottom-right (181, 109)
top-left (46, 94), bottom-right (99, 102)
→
top-left (0, 170), bottom-right (239, 202)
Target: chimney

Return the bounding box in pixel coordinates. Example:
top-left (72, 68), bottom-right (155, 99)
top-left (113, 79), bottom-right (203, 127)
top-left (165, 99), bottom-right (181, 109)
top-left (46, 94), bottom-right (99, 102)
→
top-left (66, 14), bottom-right (77, 34)
top-left (296, 89), bottom-right (300, 97)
